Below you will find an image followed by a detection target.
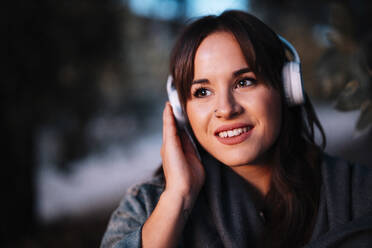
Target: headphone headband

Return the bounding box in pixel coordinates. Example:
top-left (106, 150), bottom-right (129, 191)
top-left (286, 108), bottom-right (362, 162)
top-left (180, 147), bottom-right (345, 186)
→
top-left (278, 35), bottom-right (300, 63)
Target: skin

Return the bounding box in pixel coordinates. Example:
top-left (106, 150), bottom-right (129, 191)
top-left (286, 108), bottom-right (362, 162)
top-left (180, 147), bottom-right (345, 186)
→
top-left (187, 31), bottom-right (282, 194)
top-left (142, 103), bottom-right (204, 248)
top-left (142, 31), bottom-right (282, 247)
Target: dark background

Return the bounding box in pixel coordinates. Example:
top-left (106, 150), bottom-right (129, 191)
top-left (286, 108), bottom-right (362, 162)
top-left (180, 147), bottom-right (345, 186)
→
top-left (3, 0), bottom-right (371, 247)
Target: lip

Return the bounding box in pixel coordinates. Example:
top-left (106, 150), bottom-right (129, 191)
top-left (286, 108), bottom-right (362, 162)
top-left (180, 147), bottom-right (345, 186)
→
top-left (214, 123), bottom-right (254, 146)
top-left (214, 123), bottom-right (252, 135)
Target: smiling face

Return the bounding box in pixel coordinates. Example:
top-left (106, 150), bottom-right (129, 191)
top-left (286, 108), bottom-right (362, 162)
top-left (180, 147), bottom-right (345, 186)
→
top-left (186, 31), bottom-right (282, 168)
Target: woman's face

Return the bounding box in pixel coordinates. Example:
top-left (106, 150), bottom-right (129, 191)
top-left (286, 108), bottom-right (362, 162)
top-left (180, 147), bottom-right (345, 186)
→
top-left (186, 31), bottom-right (282, 167)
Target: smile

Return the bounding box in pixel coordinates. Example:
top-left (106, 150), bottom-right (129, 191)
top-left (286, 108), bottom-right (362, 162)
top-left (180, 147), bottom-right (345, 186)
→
top-left (217, 126), bottom-right (252, 138)
top-left (214, 124), bottom-right (254, 145)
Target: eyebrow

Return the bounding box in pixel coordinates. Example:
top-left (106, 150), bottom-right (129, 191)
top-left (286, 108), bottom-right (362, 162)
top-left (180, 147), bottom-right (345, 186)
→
top-left (233, 67), bottom-right (252, 77)
top-left (191, 67), bottom-right (253, 85)
top-left (191, 79), bottom-right (209, 85)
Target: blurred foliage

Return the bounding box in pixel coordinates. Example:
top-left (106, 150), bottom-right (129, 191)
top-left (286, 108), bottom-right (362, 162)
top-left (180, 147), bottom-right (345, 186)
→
top-left (4, 0), bottom-right (123, 244)
top-left (3, 0), bottom-right (179, 243)
top-left (9, 213), bottom-right (110, 248)
top-left (6, 0), bottom-right (124, 171)
top-left (251, 0), bottom-right (372, 131)
top-left (324, 3), bottom-right (372, 131)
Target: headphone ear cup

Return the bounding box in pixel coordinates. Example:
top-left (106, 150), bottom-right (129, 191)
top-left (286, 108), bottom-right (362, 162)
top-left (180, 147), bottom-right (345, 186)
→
top-left (166, 76), bottom-right (187, 127)
top-left (282, 61), bottom-right (305, 106)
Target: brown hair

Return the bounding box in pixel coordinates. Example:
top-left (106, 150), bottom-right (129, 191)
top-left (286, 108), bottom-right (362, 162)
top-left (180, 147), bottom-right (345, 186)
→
top-left (169, 10), bottom-right (326, 247)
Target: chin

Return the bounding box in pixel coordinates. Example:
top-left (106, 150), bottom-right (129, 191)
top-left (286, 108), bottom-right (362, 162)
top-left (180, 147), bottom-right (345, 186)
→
top-left (209, 148), bottom-right (261, 167)
top-left (221, 157), bottom-right (258, 168)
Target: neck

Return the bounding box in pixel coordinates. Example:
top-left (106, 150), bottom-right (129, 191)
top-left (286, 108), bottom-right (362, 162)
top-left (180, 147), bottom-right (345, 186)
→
top-left (231, 164), bottom-right (272, 196)
top-left (230, 148), bottom-right (280, 196)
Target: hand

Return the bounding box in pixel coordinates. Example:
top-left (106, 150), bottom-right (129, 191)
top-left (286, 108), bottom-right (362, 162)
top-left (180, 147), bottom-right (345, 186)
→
top-left (160, 102), bottom-right (205, 206)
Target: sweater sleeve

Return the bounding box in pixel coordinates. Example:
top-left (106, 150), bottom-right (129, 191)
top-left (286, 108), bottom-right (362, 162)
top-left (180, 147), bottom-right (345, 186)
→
top-left (100, 177), bottom-right (164, 248)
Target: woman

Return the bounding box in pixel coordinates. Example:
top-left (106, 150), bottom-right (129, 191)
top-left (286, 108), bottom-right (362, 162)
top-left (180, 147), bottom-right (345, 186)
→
top-left (101, 10), bottom-right (372, 248)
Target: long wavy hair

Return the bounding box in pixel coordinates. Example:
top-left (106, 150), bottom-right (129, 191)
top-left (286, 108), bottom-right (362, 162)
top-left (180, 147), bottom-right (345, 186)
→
top-left (168, 10), bottom-right (326, 247)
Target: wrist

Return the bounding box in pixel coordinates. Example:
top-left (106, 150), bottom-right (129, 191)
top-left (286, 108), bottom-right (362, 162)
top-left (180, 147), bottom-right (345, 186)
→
top-left (162, 188), bottom-right (199, 211)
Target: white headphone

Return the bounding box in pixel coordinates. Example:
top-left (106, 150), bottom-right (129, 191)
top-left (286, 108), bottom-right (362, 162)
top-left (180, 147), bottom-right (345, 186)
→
top-left (167, 74), bottom-right (187, 127)
top-left (278, 35), bottom-right (305, 106)
top-left (167, 35), bottom-right (305, 127)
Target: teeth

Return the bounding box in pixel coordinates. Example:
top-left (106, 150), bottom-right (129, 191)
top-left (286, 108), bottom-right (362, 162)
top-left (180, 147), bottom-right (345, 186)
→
top-left (233, 129), bottom-right (239, 136)
top-left (218, 126), bottom-right (251, 138)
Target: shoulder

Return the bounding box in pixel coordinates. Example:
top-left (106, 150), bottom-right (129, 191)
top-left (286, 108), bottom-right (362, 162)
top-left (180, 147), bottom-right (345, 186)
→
top-left (121, 173), bottom-right (165, 217)
top-left (320, 153), bottom-right (372, 218)
top-left (100, 174), bottom-right (165, 248)
top-left (321, 152), bottom-right (371, 170)
top-left (321, 153), bottom-right (372, 188)
top-left (308, 153), bottom-right (372, 247)
top-left (103, 174), bottom-right (165, 236)
top-left (126, 173), bottom-right (165, 197)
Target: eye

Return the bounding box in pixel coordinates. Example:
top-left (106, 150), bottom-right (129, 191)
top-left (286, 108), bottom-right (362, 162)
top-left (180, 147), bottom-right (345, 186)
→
top-left (193, 87), bottom-right (211, 98)
top-left (235, 78), bottom-right (256, 88)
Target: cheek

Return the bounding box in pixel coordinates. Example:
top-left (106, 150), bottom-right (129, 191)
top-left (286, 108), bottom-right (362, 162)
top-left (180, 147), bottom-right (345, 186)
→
top-left (259, 90), bottom-right (282, 142)
top-left (186, 101), bottom-right (212, 137)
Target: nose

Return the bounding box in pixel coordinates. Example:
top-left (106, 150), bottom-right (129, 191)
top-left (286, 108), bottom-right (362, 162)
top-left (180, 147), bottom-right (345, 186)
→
top-left (214, 90), bottom-right (243, 119)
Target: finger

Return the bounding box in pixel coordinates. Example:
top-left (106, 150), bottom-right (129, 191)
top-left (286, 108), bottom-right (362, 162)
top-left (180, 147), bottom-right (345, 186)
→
top-left (179, 131), bottom-right (200, 162)
top-left (162, 102), bottom-right (182, 149)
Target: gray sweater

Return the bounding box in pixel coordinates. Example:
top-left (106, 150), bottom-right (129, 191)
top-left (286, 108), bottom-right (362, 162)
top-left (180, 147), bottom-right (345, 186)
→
top-left (101, 154), bottom-right (372, 247)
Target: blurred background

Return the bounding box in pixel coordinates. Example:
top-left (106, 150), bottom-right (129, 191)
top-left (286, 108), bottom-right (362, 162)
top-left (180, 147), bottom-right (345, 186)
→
top-left (3, 0), bottom-right (372, 247)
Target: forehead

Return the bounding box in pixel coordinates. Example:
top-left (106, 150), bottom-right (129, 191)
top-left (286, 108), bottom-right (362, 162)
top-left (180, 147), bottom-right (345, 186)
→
top-left (194, 32), bottom-right (250, 78)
